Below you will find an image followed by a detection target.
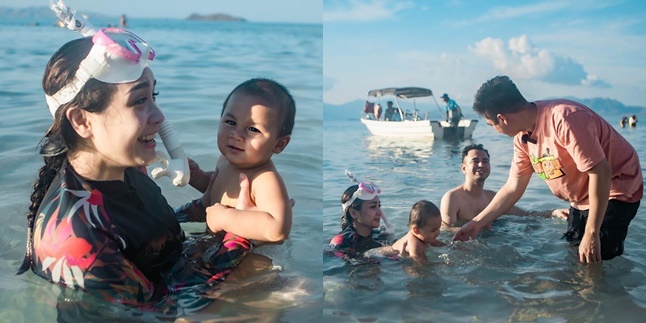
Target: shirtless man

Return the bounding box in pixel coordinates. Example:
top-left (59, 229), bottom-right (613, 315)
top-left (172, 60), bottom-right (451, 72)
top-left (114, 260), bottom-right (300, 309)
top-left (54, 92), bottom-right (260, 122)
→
top-left (441, 144), bottom-right (567, 227)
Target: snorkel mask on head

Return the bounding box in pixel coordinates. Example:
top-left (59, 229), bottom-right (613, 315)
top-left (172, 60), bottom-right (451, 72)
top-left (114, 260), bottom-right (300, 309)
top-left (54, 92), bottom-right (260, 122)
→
top-left (48, 0), bottom-right (190, 187)
top-left (44, 28), bottom-right (156, 115)
top-left (342, 170), bottom-right (394, 234)
top-left (341, 180), bottom-right (381, 212)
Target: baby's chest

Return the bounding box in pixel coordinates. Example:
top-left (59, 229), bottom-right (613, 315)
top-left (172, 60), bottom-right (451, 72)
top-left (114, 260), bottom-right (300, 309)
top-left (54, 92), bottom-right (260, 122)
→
top-left (209, 175), bottom-right (241, 208)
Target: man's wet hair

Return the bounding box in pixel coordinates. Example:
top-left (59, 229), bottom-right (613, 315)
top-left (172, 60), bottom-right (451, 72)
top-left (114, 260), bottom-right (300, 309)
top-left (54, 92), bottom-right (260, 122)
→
top-left (461, 144), bottom-right (490, 161)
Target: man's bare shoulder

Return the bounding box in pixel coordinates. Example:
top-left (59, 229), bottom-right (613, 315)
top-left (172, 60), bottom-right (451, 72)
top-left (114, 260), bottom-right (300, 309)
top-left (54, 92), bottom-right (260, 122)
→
top-left (442, 184), bottom-right (466, 200)
top-left (446, 184), bottom-right (465, 194)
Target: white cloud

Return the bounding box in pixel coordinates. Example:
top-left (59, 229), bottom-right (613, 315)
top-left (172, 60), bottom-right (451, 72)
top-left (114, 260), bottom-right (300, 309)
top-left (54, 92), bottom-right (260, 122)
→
top-left (469, 34), bottom-right (610, 88)
top-left (323, 0), bottom-right (414, 22)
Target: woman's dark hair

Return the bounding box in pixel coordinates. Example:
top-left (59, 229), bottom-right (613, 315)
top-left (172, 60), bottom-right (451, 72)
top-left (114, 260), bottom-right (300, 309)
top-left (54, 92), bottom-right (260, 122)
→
top-left (17, 37), bottom-right (116, 275)
top-left (340, 185), bottom-right (364, 230)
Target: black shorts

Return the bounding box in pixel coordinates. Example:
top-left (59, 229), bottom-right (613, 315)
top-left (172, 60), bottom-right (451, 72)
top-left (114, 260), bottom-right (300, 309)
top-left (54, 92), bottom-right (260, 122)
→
top-left (563, 199), bottom-right (640, 260)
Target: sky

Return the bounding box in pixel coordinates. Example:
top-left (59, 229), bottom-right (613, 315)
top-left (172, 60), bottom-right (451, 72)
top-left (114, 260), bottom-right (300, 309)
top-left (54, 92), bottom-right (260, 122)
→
top-left (0, 0), bottom-right (322, 23)
top-left (323, 0), bottom-right (646, 107)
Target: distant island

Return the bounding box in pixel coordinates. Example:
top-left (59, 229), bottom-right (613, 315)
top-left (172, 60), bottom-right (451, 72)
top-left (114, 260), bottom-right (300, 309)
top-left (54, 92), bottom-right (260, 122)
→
top-left (186, 13), bottom-right (246, 22)
top-left (0, 6), bottom-right (247, 23)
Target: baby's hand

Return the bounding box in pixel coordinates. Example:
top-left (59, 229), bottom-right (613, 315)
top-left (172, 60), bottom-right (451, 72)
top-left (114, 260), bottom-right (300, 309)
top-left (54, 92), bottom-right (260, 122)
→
top-left (205, 203), bottom-right (228, 232)
top-left (551, 208), bottom-right (569, 220)
top-left (188, 158), bottom-right (213, 193)
top-left (236, 173), bottom-right (255, 211)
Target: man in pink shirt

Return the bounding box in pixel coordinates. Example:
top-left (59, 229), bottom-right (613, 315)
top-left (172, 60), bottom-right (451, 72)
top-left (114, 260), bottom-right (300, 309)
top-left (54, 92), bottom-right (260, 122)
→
top-left (453, 75), bottom-right (643, 264)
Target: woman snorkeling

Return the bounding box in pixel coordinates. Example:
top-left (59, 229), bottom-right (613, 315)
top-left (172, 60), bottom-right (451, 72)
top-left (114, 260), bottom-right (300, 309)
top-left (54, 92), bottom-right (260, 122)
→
top-left (17, 26), bottom-right (252, 308)
top-left (329, 171), bottom-right (393, 258)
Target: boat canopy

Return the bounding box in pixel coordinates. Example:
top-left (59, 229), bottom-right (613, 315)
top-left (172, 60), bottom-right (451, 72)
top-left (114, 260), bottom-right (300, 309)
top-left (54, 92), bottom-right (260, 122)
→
top-left (367, 87), bottom-right (433, 99)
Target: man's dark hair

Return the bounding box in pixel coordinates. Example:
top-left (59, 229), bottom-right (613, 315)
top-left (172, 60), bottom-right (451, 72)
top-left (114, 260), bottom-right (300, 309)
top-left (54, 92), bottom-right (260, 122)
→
top-left (221, 78), bottom-right (296, 136)
top-left (461, 143), bottom-right (490, 162)
top-left (472, 75), bottom-right (528, 123)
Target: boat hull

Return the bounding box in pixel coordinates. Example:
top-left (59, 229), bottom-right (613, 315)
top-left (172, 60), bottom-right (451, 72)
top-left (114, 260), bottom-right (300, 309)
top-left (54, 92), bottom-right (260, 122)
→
top-left (360, 118), bottom-right (478, 139)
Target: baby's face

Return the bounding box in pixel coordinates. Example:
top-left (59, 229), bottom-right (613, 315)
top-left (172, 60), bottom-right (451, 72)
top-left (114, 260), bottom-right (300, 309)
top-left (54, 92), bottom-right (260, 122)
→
top-left (416, 216), bottom-right (442, 243)
top-left (217, 92), bottom-right (284, 168)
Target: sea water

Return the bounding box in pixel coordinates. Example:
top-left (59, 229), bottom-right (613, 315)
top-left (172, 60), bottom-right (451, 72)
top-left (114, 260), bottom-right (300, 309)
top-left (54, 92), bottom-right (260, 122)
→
top-left (0, 19), bottom-right (322, 321)
top-left (323, 116), bottom-right (646, 322)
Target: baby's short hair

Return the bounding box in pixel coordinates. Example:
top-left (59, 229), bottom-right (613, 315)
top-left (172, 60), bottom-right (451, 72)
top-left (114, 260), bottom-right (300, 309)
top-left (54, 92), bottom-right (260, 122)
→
top-left (408, 200), bottom-right (440, 228)
top-left (221, 78), bottom-right (296, 137)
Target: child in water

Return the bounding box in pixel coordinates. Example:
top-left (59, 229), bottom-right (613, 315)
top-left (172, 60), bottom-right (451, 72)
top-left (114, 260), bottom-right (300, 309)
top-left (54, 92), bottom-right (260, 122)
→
top-left (180, 78), bottom-right (294, 246)
top-left (389, 200), bottom-right (446, 262)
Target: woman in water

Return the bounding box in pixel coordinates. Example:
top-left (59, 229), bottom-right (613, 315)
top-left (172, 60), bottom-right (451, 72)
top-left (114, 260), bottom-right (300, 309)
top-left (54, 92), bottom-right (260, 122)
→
top-left (17, 27), bottom-right (252, 308)
top-left (329, 178), bottom-right (393, 258)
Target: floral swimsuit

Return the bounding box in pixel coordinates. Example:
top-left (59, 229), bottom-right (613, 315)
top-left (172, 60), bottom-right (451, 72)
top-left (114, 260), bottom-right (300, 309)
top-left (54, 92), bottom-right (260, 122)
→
top-left (30, 163), bottom-right (251, 306)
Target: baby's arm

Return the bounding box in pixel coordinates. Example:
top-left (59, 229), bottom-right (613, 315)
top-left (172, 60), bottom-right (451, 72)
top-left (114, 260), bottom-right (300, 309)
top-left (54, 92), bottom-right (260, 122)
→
top-left (407, 239), bottom-right (428, 262)
top-left (430, 239), bottom-right (447, 247)
top-left (207, 171), bottom-right (292, 242)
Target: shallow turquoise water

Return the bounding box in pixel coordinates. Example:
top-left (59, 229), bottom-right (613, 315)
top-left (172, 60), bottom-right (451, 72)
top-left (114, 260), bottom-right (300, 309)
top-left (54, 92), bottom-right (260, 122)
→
top-left (323, 119), bottom-right (646, 322)
top-left (0, 19), bottom-right (322, 321)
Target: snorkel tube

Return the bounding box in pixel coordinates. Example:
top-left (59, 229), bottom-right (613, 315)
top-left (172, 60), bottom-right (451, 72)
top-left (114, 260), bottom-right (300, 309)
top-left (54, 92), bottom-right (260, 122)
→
top-left (150, 120), bottom-right (190, 187)
top-left (49, 0), bottom-right (190, 187)
top-left (50, 0), bottom-right (96, 36)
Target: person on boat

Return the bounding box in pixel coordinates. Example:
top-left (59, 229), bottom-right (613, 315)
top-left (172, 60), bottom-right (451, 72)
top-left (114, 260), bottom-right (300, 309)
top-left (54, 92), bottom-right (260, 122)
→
top-left (17, 27), bottom-right (257, 307)
top-left (374, 103), bottom-right (382, 120)
top-left (384, 101), bottom-right (400, 121)
top-left (119, 14), bottom-right (127, 27)
top-left (441, 93), bottom-right (463, 127)
top-left (453, 75), bottom-right (643, 265)
top-left (363, 100), bottom-right (375, 120)
top-left (440, 144), bottom-right (568, 228)
top-left (628, 115), bottom-right (637, 127)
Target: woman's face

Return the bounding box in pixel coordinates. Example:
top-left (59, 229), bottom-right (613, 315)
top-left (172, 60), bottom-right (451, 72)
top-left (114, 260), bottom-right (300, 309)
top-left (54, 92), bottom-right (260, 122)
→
top-left (351, 196), bottom-right (382, 233)
top-left (84, 68), bottom-right (164, 172)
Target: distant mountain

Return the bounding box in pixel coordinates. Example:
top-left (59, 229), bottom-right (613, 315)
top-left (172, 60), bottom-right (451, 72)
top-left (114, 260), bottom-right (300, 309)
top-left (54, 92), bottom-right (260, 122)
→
top-left (560, 97), bottom-right (644, 117)
top-left (324, 99), bottom-right (364, 121)
top-left (324, 97), bottom-right (646, 122)
top-left (186, 13), bottom-right (246, 22)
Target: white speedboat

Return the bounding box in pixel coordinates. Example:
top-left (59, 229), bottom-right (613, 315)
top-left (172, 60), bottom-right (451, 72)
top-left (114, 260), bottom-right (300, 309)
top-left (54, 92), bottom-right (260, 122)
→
top-left (360, 87), bottom-right (478, 139)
